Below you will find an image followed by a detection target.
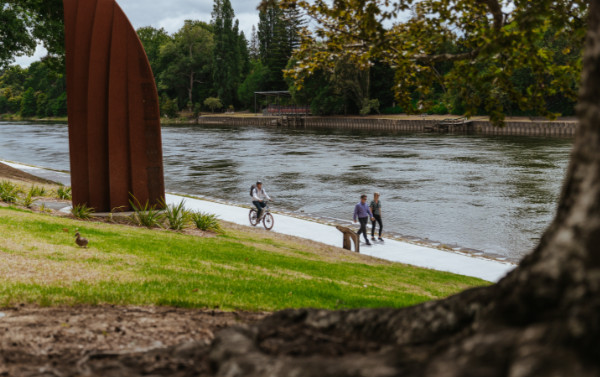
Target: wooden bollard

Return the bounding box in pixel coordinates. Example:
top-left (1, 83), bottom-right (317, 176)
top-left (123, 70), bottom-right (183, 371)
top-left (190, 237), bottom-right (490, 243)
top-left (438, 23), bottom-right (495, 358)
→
top-left (336, 225), bottom-right (360, 253)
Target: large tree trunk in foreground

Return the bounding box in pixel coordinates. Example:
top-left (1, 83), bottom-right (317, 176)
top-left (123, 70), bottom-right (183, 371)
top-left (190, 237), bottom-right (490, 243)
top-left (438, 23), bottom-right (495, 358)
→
top-left (49, 4), bottom-right (600, 377)
top-left (203, 4), bottom-right (600, 376)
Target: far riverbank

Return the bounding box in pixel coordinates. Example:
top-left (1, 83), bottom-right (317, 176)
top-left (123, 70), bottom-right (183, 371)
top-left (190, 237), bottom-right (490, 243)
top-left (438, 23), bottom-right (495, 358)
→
top-left (193, 114), bottom-right (578, 137)
top-left (2, 113), bottom-right (578, 137)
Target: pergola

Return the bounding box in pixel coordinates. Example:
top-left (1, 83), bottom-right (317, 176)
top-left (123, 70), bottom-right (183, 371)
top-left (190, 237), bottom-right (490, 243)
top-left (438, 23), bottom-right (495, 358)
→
top-left (254, 91), bottom-right (311, 116)
top-left (254, 91), bottom-right (291, 114)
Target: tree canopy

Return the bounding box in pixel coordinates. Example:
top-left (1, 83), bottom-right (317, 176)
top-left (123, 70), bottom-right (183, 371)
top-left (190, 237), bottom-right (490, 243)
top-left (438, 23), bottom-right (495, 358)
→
top-left (0, 0), bottom-right (587, 119)
top-left (158, 21), bottom-right (214, 109)
top-left (282, 0), bottom-right (587, 122)
top-left (0, 0), bottom-right (64, 69)
top-left (212, 0), bottom-right (246, 107)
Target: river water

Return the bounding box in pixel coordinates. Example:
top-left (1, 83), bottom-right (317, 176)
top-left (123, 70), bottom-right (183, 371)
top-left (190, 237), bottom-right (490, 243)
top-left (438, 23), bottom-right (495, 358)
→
top-left (0, 121), bottom-right (573, 261)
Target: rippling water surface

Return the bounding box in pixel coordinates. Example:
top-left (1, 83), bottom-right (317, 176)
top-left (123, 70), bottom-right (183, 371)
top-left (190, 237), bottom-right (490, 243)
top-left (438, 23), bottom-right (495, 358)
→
top-left (0, 121), bottom-right (573, 261)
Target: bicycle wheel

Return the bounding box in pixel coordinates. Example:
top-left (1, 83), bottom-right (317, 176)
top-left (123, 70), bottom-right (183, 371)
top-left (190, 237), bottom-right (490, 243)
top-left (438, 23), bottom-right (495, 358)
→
top-left (249, 209), bottom-right (259, 226)
top-left (263, 213), bottom-right (274, 230)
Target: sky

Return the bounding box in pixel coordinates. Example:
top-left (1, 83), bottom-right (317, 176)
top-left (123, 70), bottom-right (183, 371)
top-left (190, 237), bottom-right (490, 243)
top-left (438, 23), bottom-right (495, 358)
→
top-left (14, 0), bottom-right (261, 67)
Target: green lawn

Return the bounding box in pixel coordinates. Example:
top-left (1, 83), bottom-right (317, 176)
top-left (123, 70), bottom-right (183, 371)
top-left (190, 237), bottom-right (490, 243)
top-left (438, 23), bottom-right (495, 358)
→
top-left (0, 206), bottom-right (487, 311)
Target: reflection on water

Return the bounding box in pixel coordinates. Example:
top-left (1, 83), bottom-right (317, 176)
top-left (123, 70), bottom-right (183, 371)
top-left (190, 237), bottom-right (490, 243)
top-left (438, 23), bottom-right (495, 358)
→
top-left (0, 122), bottom-right (573, 261)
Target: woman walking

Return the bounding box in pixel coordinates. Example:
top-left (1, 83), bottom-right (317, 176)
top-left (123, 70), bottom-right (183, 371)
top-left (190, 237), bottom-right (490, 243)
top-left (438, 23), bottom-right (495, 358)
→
top-left (370, 192), bottom-right (383, 241)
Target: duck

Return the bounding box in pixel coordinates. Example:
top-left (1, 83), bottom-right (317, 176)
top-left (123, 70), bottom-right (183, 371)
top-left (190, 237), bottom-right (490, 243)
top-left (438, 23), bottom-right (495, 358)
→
top-left (75, 232), bottom-right (88, 248)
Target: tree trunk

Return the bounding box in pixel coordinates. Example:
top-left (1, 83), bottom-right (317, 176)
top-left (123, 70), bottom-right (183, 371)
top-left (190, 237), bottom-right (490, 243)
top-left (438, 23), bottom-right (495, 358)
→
top-left (188, 44), bottom-right (194, 108)
top-left (204, 3), bottom-right (600, 375)
top-left (188, 71), bottom-right (194, 109)
top-left (56, 4), bottom-right (600, 377)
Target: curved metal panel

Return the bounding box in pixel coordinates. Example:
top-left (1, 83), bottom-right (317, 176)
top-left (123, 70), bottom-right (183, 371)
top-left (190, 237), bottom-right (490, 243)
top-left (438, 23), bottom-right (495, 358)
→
top-left (63, 0), bottom-right (165, 212)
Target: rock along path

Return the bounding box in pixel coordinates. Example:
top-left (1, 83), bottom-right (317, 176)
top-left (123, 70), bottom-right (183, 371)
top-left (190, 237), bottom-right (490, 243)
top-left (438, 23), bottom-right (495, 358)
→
top-left (2, 159), bottom-right (515, 283)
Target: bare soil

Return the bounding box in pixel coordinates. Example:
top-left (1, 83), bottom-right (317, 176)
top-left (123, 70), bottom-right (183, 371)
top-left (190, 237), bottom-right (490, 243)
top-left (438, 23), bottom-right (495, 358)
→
top-left (0, 162), bottom-right (57, 185)
top-left (0, 305), bottom-right (267, 377)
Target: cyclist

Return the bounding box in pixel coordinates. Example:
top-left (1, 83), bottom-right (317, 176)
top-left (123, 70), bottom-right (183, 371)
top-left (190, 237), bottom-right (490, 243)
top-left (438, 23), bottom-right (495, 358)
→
top-left (251, 181), bottom-right (271, 220)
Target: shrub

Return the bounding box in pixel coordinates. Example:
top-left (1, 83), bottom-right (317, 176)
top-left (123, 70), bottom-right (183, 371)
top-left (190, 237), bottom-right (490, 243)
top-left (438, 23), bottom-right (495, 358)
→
top-left (359, 99), bottom-right (380, 116)
top-left (29, 185), bottom-right (46, 197)
top-left (0, 181), bottom-right (21, 203)
top-left (51, 92), bottom-right (68, 117)
top-left (71, 203), bottom-right (94, 219)
top-left (129, 196), bottom-right (164, 228)
top-left (204, 97), bottom-right (223, 113)
top-left (160, 94), bottom-right (179, 118)
top-left (193, 103), bottom-right (203, 119)
top-left (429, 102), bottom-right (449, 115)
top-left (20, 88), bottom-right (37, 117)
top-left (57, 186), bottom-right (72, 200)
top-left (381, 106), bottom-right (404, 114)
top-left (21, 191), bottom-right (35, 208)
top-left (191, 212), bottom-right (222, 233)
top-left (162, 199), bottom-right (190, 231)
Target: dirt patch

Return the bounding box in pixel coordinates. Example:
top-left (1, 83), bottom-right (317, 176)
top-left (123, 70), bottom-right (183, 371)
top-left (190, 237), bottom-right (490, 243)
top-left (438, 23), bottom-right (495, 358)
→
top-left (0, 162), bottom-right (57, 185)
top-left (0, 305), bottom-right (267, 376)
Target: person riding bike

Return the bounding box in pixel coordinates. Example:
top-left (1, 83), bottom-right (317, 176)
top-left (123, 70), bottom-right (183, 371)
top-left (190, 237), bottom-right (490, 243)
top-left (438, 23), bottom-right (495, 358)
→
top-left (251, 181), bottom-right (271, 220)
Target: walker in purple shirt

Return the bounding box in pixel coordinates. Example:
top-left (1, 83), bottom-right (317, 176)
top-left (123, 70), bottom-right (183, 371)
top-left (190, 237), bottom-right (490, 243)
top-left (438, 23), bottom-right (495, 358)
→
top-left (354, 202), bottom-right (373, 221)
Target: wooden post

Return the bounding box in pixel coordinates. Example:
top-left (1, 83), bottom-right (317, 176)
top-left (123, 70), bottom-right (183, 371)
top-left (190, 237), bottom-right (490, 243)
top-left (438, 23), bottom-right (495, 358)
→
top-left (336, 225), bottom-right (360, 253)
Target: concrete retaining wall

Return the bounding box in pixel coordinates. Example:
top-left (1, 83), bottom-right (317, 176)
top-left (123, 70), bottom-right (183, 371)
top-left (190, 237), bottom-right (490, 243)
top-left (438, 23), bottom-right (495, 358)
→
top-left (471, 121), bottom-right (576, 137)
top-left (196, 116), bottom-right (279, 127)
top-left (196, 116), bottom-right (577, 137)
top-left (301, 117), bottom-right (439, 132)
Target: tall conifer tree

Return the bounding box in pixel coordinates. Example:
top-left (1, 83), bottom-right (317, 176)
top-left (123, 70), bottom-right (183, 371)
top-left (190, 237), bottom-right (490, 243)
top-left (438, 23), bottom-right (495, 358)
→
top-left (249, 25), bottom-right (260, 60)
top-left (257, 0), bottom-right (305, 90)
top-left (211, 0), bottom-right (247, 107)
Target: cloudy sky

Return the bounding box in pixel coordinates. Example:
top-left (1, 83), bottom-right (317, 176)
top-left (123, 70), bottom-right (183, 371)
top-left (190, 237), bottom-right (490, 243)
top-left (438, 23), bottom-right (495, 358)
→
top-left (14, 0), bottom-right (261, 67)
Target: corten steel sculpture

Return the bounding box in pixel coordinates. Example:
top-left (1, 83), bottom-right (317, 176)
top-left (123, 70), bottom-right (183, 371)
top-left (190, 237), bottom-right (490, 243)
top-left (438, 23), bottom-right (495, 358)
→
top-left (63, 0), bottom-right (165, 212)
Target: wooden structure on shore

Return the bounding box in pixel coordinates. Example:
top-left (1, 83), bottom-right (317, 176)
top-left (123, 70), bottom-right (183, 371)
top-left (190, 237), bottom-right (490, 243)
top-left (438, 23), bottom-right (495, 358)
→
top-left (336, 225), bottom-right (360, 253)
top-left (254, 91), bottom-right (310, 116)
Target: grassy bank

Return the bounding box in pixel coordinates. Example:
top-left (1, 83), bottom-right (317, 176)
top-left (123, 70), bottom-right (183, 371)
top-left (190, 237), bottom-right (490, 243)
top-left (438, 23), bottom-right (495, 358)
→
top-left (0, 205), bottom-right (487, 311)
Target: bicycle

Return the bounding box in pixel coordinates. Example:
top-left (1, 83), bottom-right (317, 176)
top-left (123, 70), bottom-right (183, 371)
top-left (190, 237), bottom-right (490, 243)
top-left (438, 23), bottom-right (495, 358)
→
top-left (249, 201), bottom-right (274, 230)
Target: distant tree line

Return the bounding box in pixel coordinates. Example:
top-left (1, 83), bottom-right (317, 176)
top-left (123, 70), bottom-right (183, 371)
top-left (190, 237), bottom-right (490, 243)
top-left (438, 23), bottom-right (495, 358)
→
top-left (0, 62), bottom-right (67, 118)
top-left (134, 0), bottom-right (305, 117)
top-left (0, 0), bottom-right (65, 118)
top-left (0, 0), bottom-right (581, 119)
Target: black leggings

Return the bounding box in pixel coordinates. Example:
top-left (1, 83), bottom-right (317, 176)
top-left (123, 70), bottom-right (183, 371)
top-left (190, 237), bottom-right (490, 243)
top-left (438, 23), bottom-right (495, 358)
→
top-left (371, 214), bottom-right (382, 237)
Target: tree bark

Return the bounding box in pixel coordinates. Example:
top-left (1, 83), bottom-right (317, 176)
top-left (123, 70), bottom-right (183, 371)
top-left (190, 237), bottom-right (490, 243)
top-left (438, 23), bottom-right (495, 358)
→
top-left (204, 2), bottom-right (600, 375)
top-left (48, 3), bottom-right (600, 376)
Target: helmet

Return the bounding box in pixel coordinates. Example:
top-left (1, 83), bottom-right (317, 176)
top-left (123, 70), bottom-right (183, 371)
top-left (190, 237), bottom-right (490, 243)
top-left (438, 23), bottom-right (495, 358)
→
top-left (256, 180), bottom-right (263, 185)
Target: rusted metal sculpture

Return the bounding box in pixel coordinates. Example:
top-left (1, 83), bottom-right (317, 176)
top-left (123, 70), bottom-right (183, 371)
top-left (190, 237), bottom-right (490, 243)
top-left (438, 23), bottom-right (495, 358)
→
top-left (63, 0), bottom-right (165, 212)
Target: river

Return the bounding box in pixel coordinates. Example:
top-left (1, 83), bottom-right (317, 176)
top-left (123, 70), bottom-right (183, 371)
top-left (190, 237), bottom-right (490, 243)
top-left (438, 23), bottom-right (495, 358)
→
top-left (0, 121), bottom-right (573, 261)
